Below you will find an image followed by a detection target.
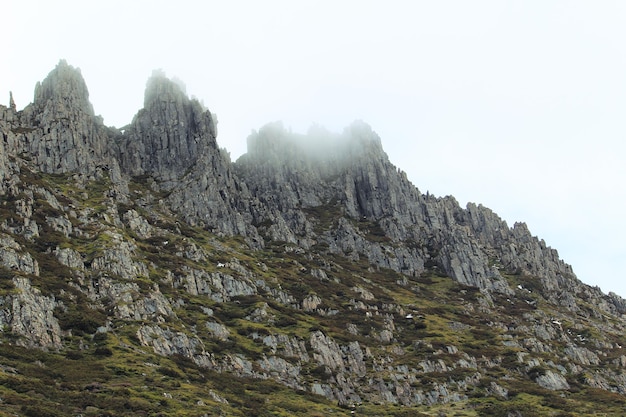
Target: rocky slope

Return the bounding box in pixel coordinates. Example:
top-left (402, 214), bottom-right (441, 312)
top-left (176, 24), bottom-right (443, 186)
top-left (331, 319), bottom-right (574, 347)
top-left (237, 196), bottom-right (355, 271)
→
top-left (0, 60), bottom-right (625, 416)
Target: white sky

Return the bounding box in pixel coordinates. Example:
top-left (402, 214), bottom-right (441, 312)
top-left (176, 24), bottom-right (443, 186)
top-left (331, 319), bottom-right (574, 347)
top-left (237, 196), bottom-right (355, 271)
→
top-left (4, 1), bottom-right (626, 297)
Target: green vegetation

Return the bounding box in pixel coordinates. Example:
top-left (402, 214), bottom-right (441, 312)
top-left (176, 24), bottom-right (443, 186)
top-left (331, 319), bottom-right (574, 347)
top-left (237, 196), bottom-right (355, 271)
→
top-left (0, 168), bottom-right (625, 416)
top-left (0, 341), bottom-right (348, 417)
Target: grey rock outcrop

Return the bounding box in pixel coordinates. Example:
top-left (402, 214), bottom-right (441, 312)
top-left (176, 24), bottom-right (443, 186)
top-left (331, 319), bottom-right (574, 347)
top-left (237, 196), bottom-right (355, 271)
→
top-left (2, 61), bottom-right (626, 412)
top-left (90, 232), bottom-right (149, 279)
top-left (0, 277), bottom-right (62, 349)
top-left (205, 321), bottom-right (230, 341)
top-left (174, 266), bottom-right (256, 301)
top-left (536, 370), bottom-right (570, 390)
top-left (0, 233), bottom-right (40, 275)
top-left (54, 247), bottom-right (84, 270)
top-left (137, 324), bottom-right (210, 364)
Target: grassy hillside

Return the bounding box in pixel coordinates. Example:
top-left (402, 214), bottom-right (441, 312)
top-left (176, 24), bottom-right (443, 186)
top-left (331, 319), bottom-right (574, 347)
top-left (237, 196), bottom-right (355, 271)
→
top-left (0, 168), bottom-right (625, 416)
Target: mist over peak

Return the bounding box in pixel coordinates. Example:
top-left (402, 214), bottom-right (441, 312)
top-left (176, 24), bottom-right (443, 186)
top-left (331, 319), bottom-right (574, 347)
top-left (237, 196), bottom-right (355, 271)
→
top-left (242, 119), bottom-right (386, 166)
top-left (143, 69), bottom-right (189, 108)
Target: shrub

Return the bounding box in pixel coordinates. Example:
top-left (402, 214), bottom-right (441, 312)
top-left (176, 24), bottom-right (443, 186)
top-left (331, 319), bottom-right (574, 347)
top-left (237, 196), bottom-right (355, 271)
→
top-left (157, 366), bottom-right (183, 379)
top-left (94, 347), bottom-right (113, 357)
top-left (55, 306), bottom-right (104, 335)
top-left (21, 405), bottom-right (60, 417)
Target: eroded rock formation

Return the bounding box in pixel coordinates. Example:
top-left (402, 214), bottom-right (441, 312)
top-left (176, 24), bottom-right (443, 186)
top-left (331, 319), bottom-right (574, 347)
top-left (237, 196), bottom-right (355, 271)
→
top-left (1, 61), bottom-right (625, 411)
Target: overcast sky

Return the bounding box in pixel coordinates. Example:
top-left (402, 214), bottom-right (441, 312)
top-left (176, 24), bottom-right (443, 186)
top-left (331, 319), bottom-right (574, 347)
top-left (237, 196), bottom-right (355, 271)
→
top-left (4, 1), bottom-right (626, 297)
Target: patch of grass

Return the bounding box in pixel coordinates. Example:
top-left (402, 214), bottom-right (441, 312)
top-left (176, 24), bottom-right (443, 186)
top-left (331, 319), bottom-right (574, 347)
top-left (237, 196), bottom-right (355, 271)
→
top-left (302, 200), bottom-right (342, 233)
top-left (55, 304), bottom-right (106, 336)
top-left (355, 217), bottom-right (391, 243)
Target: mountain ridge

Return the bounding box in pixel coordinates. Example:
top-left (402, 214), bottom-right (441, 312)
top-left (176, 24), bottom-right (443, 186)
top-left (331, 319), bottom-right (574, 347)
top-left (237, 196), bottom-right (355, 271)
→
top-left (0, 60), bottom-right (625, 416)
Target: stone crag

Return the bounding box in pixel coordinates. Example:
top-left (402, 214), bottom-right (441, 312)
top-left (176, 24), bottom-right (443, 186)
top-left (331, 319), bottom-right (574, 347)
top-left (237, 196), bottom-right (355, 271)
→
top-left (0, 61), bottom-right (625, 415)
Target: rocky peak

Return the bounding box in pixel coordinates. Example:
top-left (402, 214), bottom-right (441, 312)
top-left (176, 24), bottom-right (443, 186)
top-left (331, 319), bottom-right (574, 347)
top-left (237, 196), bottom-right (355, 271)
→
top-left (113, 71), bottom-right (255, 237)
top-left (33, 59), bottom-right (94, 118)
top-left (238, 119), bottom-right (420, 227)
top-left (9, 91), bottom-right (16, 111)
top-left (244, 120), bottom-right (385, 167)
top-left (117, 70), bottom-right (217, 183)
top-left (237, 120), bottom-right (394, 205)
top-left (0, 60), bottom-right (115, 175)
top-left (343, 119), bottom-right (385, 156)
top-left (143, 69), bottom-right (188, 108)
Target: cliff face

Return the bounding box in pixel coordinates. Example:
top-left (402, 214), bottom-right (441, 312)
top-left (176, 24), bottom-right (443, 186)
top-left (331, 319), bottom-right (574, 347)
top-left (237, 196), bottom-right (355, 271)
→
top-left (235, 121), bottom-right (578, 299)
top-left (0, 61), bottom-right (625, 415)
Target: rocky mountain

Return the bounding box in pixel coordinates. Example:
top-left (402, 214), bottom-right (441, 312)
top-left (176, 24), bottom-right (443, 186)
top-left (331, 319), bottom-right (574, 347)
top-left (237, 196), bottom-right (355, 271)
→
top-left (0, 60), bottom-right (625, 416)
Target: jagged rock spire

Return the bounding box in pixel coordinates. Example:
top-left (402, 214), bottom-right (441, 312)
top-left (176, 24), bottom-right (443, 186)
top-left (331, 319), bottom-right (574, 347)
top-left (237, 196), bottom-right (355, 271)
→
top-left (33, 59), bottom-right (94, 117)
top-left (143, 69), bottom-right (188, 108)
top-left (2, 60), bottom-right (115, 175)
top-left (118, 70), bottom-right (217, 183)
